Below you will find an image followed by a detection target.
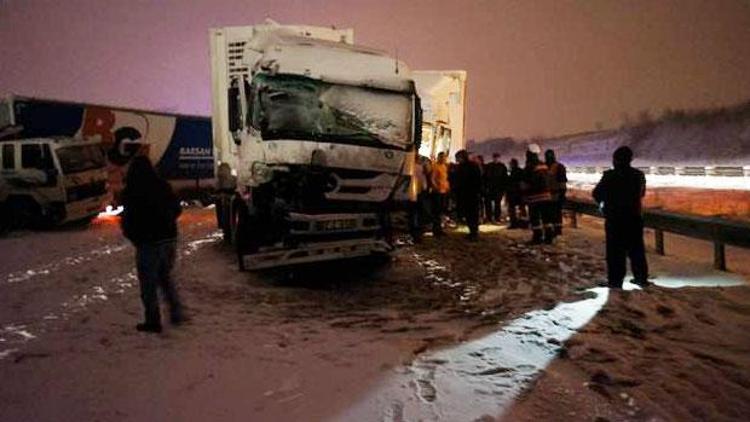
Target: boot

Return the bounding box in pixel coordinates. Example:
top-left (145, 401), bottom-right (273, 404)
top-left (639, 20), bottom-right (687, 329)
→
top-left (136, 323), bottom-right (162, 333)
top-left (544, 227), bottom-right (555, 244)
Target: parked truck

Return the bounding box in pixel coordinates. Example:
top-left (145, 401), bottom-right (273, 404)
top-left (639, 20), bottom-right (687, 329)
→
top-left (209, 21), bottom-right (422, 270)
top-left (0, 95), bottom-right (214, 204)
top-left (0, 136), bottom-right (109, 231)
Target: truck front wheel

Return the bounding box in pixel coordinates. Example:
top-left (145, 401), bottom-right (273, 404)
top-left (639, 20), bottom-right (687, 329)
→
top-left (7, 197), bottom-right (41, 230)
top-left (0, 203), bottom-right (9, 234)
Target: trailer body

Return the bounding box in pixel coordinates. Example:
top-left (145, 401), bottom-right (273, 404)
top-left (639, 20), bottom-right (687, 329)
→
top-left (0, 96), bottom-right (214, 201)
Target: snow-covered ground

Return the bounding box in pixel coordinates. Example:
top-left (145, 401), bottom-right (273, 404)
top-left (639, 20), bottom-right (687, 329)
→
top-left (0, 208), bottom-right (749, 421)
top-left (568, 172), bottom-right (750, 191)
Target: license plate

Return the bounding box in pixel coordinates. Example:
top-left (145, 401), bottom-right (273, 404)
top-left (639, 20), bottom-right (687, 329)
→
top-left (315, 219), bottom-right (357, 232)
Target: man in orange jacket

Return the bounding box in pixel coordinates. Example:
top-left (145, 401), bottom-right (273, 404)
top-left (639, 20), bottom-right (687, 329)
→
top-left (522, 144), bottom-right (555, 244)
top-left (430, 151), bottom-right (450, 236)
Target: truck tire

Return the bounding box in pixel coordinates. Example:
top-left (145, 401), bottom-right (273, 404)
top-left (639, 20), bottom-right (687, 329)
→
top-left (7, 197), bottom-right (41, 231)
top-left (0, 203), bottom-right (9, 234)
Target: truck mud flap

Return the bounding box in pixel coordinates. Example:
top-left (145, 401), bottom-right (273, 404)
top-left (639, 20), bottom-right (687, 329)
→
top-left (241, 239), bottom-right (392, 270)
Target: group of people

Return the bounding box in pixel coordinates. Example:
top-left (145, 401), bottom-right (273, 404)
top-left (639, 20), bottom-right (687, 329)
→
top-left (411, 144), bottom-right (568, 244)
top-left (411, 144), bottom-right (649, 289)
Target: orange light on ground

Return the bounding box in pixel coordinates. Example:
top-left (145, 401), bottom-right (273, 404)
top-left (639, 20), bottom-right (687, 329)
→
top-left (177, 207), bottom-right (216, 226)
top-left (93, 206), bottom-right (123, 225)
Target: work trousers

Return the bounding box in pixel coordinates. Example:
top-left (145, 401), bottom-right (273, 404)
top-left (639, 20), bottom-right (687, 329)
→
top-left (551, 193), bottom-right (566, 235)
top-left (409, 192), bottom-right (431, 241)
top-left (484, 190), bottom-right (505, 222)
top-left (431, 192), bottom-right (448, 234)
top-left (528, 201), bottom-right (555, 243)
top-left (605, 217), bottom-right (649, 288)
top-left (507, 194), bottom-right (526, 227)
top-left (459, 196), bottom-right (480, 236)
top-left (215, 192), bottom-right (233, 241)
top-left (136, 240), bottom-right (183, 326)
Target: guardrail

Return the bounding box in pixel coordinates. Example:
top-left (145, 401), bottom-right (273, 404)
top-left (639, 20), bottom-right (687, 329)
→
top-left (564, 199), bottom-right (750, 271)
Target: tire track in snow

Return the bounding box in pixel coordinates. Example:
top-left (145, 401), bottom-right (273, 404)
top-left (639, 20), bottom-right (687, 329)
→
top-left (3, 243), bottom-right (129, 284)
top-left (0, 230), bottom-right (223, 362)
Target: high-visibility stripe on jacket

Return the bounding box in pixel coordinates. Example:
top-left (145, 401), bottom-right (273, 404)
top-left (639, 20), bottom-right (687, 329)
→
top-left (523, 163), bottom-right (553, 204)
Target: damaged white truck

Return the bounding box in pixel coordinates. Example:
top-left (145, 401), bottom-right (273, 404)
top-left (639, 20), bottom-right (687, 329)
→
top-left (210, 22), bottom-right (421, 270)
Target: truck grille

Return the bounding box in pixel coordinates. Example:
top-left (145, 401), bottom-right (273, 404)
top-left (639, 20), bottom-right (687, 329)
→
top-left (67, 181), bottom-right (107, 202)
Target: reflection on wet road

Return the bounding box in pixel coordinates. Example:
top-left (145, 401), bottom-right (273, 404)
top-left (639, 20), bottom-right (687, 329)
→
top-left (341, 268), bottom-right (749, 420)
top-left (337, 288), bottom-right (610, 421)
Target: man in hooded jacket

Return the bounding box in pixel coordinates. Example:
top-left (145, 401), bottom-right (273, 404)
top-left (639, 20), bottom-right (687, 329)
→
top-left (593, 146), bottom-right (650, 289)
top-left (121, 155), bottom-right (185, 333)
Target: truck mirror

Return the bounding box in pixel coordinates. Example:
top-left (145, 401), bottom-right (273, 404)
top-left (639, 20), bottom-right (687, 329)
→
top-left (228, 86), bottom-right (241, 133)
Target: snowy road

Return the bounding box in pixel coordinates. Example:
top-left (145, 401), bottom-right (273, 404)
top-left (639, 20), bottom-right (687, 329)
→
top-left (0, 209), bottom-right (222, 363)
top-left (1, 208), bottom-right (750, 421)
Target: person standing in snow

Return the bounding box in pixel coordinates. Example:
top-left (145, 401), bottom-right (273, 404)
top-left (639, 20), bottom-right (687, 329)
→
top-left (121, 155), bottom-right (185, 333)
top-left (506, 158), bottom-right (527, 228)
top-left (483, 152), bottom-right (509, 223)
top-left (593, 146), bottom-right (650, 289)
top-left (474, 154), bottom-right (487, 223)
top-left (430, 151), bottom-right (450, 236)
top-left (215, 162), bottom-right (237, 241)
top-left (453, 149), bottom-right (482, 241)
top-left (545, 149), bottom-right (568, 236)
top-left (522, 144), bottom-right (555, 244)
top-left (409, 155), bottom-right (431, 242)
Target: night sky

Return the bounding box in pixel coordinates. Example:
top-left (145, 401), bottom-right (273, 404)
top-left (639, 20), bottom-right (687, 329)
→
top-left (1, 0), bottom-right (749, 140)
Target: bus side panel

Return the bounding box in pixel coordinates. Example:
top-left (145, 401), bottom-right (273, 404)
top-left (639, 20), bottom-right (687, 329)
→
top-left (156, 117), bottom-right (214, 180)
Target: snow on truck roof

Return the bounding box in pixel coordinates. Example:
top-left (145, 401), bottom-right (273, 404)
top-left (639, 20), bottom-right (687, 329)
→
top-left (247, 33), bottom-right (414, 92)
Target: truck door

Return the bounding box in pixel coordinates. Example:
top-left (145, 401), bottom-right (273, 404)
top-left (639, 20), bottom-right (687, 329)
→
top-left (1, 143), bottom-right (16, 179)
top-left (20, 143), bottom-right (58, 188)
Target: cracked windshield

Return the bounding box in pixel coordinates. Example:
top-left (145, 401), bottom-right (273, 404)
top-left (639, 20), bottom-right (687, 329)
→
top-left (250, 74), bottom-right (413, 148)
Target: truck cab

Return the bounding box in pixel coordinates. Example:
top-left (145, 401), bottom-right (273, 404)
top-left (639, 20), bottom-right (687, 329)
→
top-left (210, 22), bottom-right (421, 270)
top-left (0, 137), bottom-right (109, 230)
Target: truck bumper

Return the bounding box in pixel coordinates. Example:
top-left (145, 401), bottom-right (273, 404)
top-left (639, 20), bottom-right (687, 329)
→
top-left (63, 194), bottom-right (109, 222)
top-left (242, 238), bottom-right (393, 270)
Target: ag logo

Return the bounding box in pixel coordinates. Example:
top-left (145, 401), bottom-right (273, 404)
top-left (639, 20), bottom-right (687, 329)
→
top-left (81, 107), bottom-right (146, 165)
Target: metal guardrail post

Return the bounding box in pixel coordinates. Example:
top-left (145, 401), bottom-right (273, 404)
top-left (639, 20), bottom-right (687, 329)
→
top-left (655, 230), bottom-right (665, 255)
top-left (714, 242), bottom-right (726, 271)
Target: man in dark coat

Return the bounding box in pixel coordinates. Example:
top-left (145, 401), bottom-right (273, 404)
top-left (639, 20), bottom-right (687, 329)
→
top-left (121, 155), bottom-right (185, 333)
top-left (545, 149), bottom-right (568, 235)
top-left (483, 153), bottom-right (509, 223)
top-left (453, 149), bottom-right (482, 241)
top-left (506, 158), bottom-right (526, 228)
top-left (593, 146), bottom-right (650, 289)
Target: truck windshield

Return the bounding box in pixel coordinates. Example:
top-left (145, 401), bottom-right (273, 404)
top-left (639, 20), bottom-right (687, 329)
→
top-left (57, 145), bottom-right (105, 174)
top-left (249, 74), bottom-right (413, 149)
